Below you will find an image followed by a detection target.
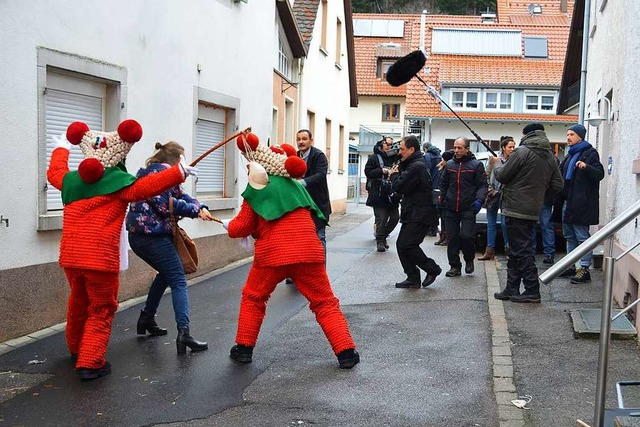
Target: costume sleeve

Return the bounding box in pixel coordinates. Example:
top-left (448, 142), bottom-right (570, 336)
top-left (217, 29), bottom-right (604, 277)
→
top-left (118, 164), bottom-right (185, 203)
top-left (228, 200), bottom-right (259, 238)
top-left (46, 148), bottom-right (70, 191)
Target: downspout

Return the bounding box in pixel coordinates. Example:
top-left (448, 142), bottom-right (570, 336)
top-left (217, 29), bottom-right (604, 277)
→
top-left (297, 57), bottom-right (305, 133)
top-left (578, 0), bottom-right (591, 123)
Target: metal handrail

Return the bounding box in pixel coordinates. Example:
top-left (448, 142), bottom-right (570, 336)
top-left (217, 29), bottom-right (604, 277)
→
top-left (538, 198), bottom-right (640, 427)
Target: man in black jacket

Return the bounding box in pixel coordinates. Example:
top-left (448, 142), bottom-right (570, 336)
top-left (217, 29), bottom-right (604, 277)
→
top-left (365, 137), bottom-right (399, 252)
top-left (296, 129), bottom-right (331, 250)
top-left (439, 137), bottom-right (488, 277)
top-left (494, 124), bottom-right (564, 303)
top-left (388, 135), bottom-right (441, 289)
top-left (556, 124), bottom-right (604, 284)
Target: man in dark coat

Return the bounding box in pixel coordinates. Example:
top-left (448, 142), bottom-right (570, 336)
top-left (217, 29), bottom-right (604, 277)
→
top-left (494, 124), bottom-right (564, 303)
top-left (439, 137), bottom-right (488, 277)
top-left (388, 135), bottom-right (441, 289)
top-left (556, 124), bottom-right (605, 284)
top-left (296, 129), bottom-right (331, 250)
top-left (365, 137), bottom-right (399, 252)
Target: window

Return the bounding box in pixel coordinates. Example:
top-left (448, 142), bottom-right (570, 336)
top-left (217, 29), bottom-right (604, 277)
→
top-left (194, 88), bottom-right (240, 210)
top-left (451, 90), bottom-right (480, 110)
top-left (382, 103), bottom-right (400, 122)
top-left (524, 36), bottom-right (548, 58)
top-left (307, 110), bottom-right (315, 137)
top-left (338, 124), bottom-right (345, 172)
top-left (378, 59), bottom-right (395, 80)
top-left (37, 47), bottom-right (126, 231)
top-left (320, 0), bottom-right (328, 53)
top-left (325, 119), bottom-right (332, 167)
top-left (277, 31), bottom-right (293, 80)
top-left (335, 18), bottom-right (342, 67)
top-left (484, 91), bottom-right (513, 111)
top-left (348, 152), bottom-right (359, 176)
top-left (524, 91), bottom-right (556, 112)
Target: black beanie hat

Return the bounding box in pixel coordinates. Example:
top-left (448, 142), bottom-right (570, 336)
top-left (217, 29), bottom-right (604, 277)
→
top-left (522, 123), bottom-right (545, 135)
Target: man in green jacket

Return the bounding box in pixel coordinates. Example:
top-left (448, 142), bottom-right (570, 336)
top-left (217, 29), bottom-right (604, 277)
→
top-left (494, 124), bottom-right (564, 303)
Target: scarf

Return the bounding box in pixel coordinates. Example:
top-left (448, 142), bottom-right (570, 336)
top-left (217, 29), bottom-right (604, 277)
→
top-left (564, 140), bottom-right (591, 180)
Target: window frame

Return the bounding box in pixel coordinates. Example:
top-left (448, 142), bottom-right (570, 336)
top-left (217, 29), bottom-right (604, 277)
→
top-left (450, 89), bottom-right (481, 111)
top-left (37, 47), bottom-right (127, 231)
top-left (381, 103), bottom-right (400, 122)
top-left (523, 90), bottom-right (557, 113)
top-left (378, 58), bottom-right (396, 80)
top-left (483, 90), bottom-right (515, 112)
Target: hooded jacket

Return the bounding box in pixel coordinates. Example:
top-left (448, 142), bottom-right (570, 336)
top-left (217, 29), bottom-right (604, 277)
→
top-left (364, 140), bottom-right (399, 207)
top-left (495, 130), bottom-right (564, 221)
top-left (392, 151), bottom-right (438, 225)
top-left (439, 152), bottom-right (487, 212)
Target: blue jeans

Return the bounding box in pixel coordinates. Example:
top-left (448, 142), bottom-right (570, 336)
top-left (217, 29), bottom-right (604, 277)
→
top-left (562, 204), bottom-right (592, 268)
top-left (128, 233), bottom-right (190, 329)
top-left (486, 206), bottom-right (509, 250)
top-left (533, 203), bottom-right (555, 257)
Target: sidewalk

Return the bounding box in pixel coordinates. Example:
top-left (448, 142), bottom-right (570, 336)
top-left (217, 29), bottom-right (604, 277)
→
top-left (0, 203), bottom-right (639, 426)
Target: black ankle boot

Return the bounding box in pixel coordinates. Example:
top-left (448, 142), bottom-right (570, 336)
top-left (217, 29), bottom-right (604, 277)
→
top-left (176, 328), bottom-right (208, 354)
top-left (337, 349), bottom-right (360, 369)
top-left (137, 310), bottom-right (168, 336)
top-left (230, 344), bottom-right (254, 363)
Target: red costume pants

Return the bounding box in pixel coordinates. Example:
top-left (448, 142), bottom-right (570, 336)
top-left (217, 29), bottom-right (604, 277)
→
top-left (236, 263), bottom-right (355, 354)
top-left (63, 268), bottom-right (119, 369)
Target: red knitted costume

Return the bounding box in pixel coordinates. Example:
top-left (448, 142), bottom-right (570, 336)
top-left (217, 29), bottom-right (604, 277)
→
top-left (228, 199), bottom-right (356, 355)
top-left (48, 147), bottom-right (184, 369)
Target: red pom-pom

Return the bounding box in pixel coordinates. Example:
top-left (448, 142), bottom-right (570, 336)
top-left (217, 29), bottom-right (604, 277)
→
top-left (77, 158), bottom-right (104, 184)
top-left (236, 133), bottom-right (259, 152)
top-left (117, 119), bottom-right (143, 143)
top-left (285, 156), bottom-right (307, 179)
top-left (280, 143), bottom-right (297, 157)
top-left (269, 146), bottom-right (285, 154)
top-left (66, 122), bottom-right (90, 145)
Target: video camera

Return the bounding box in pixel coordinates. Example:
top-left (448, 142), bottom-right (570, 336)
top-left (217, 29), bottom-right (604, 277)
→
top-left (380, 137), bottom-right (400, 157)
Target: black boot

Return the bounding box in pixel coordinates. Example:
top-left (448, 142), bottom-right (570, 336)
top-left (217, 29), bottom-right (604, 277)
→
top-left (137, 310), bottom-right (168, 336)
top-left (176, 328), bottom-right (208, 354)
top-left (434, 232), bottom-right (447, 246)
top-left (230, 344), bottom-right (254, 363)
top-left (395, 274), bottom-right (421, 289)
top-left (337, 349), bottom-right (360, 369)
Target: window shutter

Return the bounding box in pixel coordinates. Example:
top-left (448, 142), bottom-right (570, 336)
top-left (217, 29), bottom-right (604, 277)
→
top-left (45, 89), bottom-right (103, 211)
top-left (195, 119), bottom-right (225, 195)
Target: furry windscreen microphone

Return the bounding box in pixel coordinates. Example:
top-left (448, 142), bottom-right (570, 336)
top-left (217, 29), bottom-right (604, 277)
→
top-left (385, 50), bottom-right (427, 87)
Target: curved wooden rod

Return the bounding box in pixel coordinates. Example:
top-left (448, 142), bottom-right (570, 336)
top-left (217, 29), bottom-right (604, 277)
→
top-left (189, 126), bottom-right (252, 166)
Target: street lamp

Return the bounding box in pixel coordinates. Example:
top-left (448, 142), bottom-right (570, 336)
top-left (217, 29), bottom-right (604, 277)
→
top-left (585, 97), bottom-right (613, 127)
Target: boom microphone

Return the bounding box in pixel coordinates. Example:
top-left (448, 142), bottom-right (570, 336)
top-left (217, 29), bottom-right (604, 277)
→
top-left (385, 50), bottom-right (427, 87)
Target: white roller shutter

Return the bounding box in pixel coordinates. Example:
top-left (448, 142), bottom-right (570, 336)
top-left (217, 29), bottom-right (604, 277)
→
top-left (45, 89), bottom-right (103, 211)
top-left (195, 119), bottom-right (225, 194)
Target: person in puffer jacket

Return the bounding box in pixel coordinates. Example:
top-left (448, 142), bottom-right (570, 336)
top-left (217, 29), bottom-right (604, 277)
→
top-left (493, 124), bottom-right (564, 303)
top-left (439, 137), bottom-right (488, 278)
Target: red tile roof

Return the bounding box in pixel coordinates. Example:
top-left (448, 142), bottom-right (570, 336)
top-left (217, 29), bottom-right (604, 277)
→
top-left (353, 1), bottom-right (577, 122)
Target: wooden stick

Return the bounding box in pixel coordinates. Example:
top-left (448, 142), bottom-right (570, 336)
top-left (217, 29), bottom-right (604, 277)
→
top-left (190, 126), bottom-right (252, 167)
top-left (210, 216), bottom-right (223, 224)
top-left (576, 419), bottom-right (591, 427)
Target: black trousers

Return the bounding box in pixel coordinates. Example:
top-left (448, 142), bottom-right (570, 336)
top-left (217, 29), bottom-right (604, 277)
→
top-left (504, 216), bottom-right (540, 296)
top-left (445, 209), bottom-right (476, 268)
top-left (373, 205), bottom-right (399, 243)
top-left (396, 222), bottom-right (440, 279)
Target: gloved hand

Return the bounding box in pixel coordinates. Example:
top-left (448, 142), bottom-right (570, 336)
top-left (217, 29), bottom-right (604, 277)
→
top-left (221, 219), bottom-right (231, 230)
top-left (239, 236), bottom-right (254, 252)
top-left (472, 198), bottom-right (483, 214)
top-left (179, 155), bottom-right (198, 178)
top-left (52, 133), bottom-right (72, 151)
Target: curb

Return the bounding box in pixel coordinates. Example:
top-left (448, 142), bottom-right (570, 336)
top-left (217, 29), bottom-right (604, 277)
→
top-left (485, 258), bottom-right (526, 427)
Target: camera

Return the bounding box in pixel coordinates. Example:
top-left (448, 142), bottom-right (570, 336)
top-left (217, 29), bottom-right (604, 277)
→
top-left (380, 137), bottom-right (400, 157)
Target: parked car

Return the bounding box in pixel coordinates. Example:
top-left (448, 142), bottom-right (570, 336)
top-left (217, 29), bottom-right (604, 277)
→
top-left (473, 151), bottom-right (565, 253)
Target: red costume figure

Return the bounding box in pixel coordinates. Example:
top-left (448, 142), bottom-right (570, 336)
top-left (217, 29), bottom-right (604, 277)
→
top-left (224, 134), bottom-right (359, 369)
top-left (47, 120), bottom-right (195, 380)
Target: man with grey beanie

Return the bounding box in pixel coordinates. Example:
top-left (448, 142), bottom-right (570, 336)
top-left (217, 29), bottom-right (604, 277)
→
top-left (556, 123), bottom-right (604, 284)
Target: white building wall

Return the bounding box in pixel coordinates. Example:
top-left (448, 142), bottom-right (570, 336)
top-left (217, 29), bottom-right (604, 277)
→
top-left (297, 0), bottom-right (351, 205)
top-left (350, 96), bottom-right (406, 143)
top-left (0, 0), bottom-right (274, 270)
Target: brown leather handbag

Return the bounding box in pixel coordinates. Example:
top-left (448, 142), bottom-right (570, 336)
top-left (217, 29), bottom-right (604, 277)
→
top-left (169, 197), bottom-right (198, 274)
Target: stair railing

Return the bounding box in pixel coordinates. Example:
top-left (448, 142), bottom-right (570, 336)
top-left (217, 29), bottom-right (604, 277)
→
top-left (539, 198), bottom-right (640, 427)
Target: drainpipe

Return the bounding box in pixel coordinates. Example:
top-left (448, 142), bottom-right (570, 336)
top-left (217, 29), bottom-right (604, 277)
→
top-left (578, 0), bottom-right (591, 123)
top-left (297, 57), bottom-right (305, 133)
